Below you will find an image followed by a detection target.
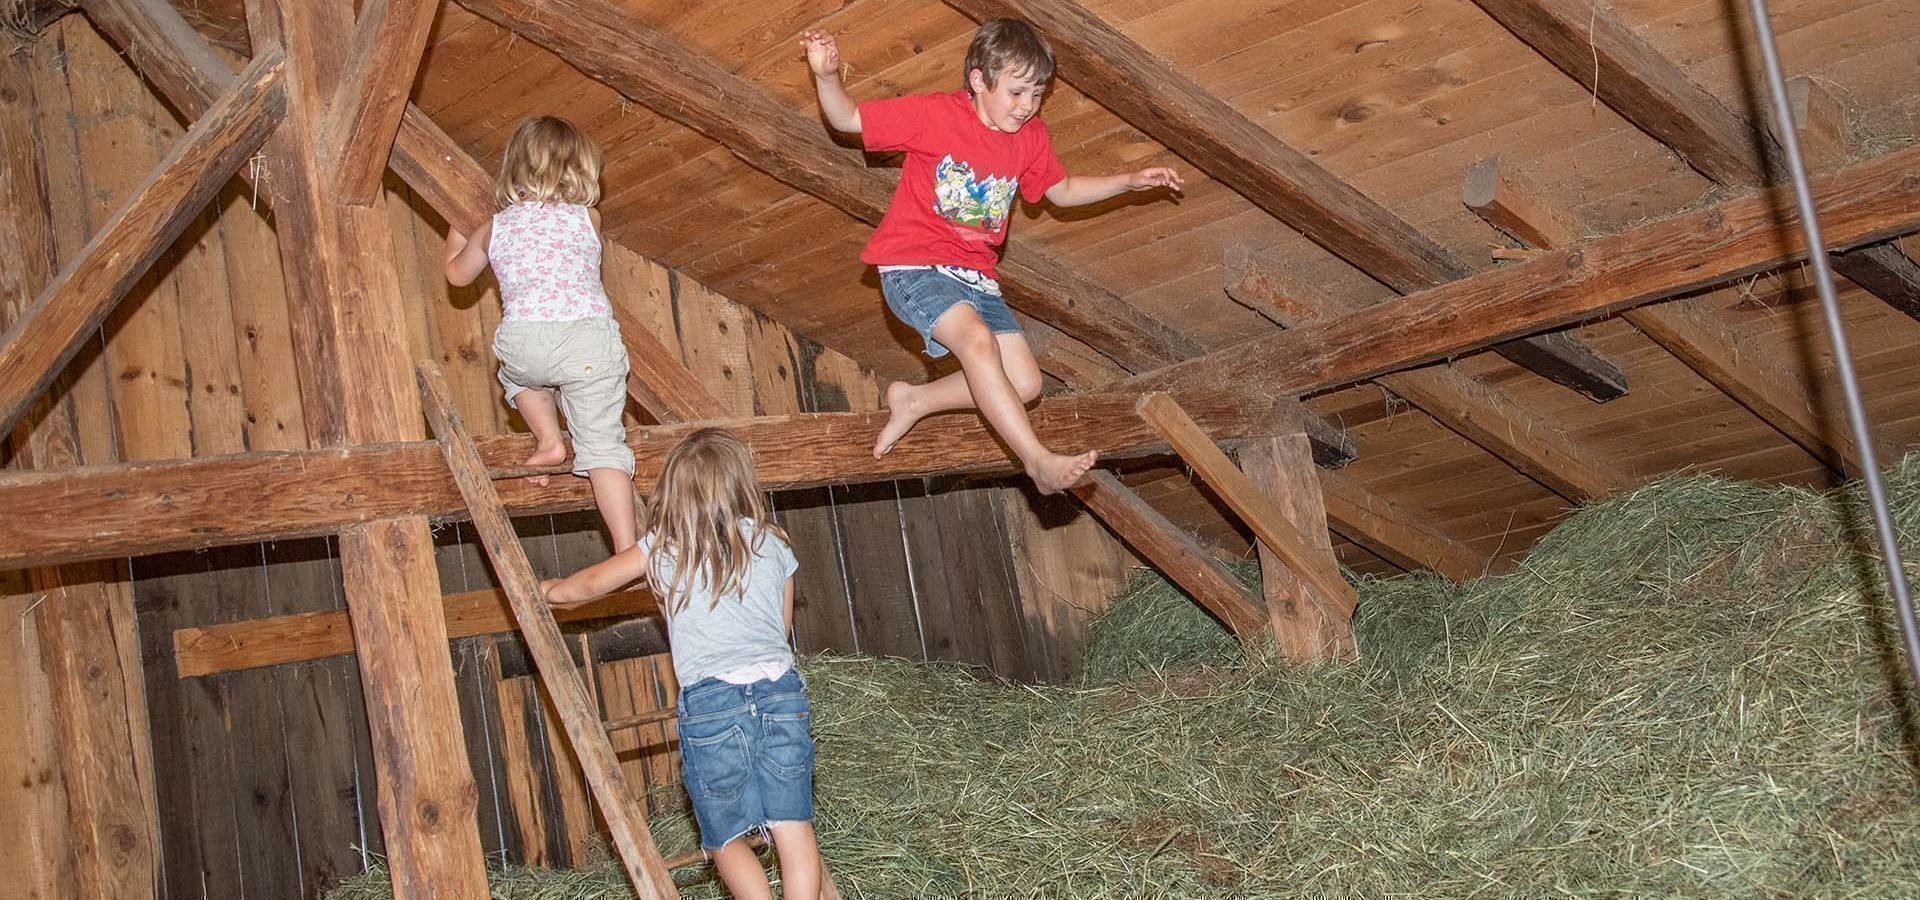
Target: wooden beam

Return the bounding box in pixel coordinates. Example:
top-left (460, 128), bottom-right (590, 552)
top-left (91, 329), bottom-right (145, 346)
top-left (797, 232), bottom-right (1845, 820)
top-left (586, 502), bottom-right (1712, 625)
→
top-left (1470, 0), bottom-right (1772, 186)
top-left (1072, 470), bottom-right (1269, 639)
top-left (942, 0), bottom-right (1626, 402)
top-left (325, 0), bottom-right (440, 204)
top-left (455, 0), bottom-right (1197, 374)
top-left (174, 588), bottom-right (658, 678)
top-left (0, 50), bottom-right (284, 439)
top-left (1136, 394), bottom-right (1356, 620)
top-left (1238, 435), bottom-right (1354, 660)
top-left (1465, 156), bottom-right (1859, 475)
top-left (1227, 246), bottom-right (1623, 499)
top-left (1834, 243), bottom-right (1920, 322)
top-left (0, 388), bottom-right (1296, 569)
top-left (418, 360), bottom-right (677, 898)
top-left (13, 0), bottom-right (77, 35)
top-left (1317, 469), bottom-right (1488, 583)
top-left (1126, 145), bottom-right (1920, 402)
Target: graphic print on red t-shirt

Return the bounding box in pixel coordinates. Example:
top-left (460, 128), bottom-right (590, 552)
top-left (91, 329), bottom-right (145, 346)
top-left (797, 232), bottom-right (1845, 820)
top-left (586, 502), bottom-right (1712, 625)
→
top-left (856, 91), bottom-right (1066, 277)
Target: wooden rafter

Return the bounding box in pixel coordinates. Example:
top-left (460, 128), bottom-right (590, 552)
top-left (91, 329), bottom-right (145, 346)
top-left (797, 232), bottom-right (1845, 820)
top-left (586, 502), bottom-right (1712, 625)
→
top-left (943, 0), bottom-right (1627, 402)
top-left (0, 49), bottom-right (284, 439)
top-left (1126, 145), bottom-right (1920, 402)
top-left (326, 0), bottom-right (441, 204)
top-left (455, 0), bottom-right (1198, 375)
top-left (1317, 470), bottom-right (1487, 583)
top-left (0, 388), bottom-right (1297, 569)
top-left (1072, 471), bottom-right (1269, 638)
top-left (1227, 246), bottom-right (1623, 500)
top-left (1464, 156), bottom-right (1860, 475)
top-left (1470, 0), bottom-right (1773, 186)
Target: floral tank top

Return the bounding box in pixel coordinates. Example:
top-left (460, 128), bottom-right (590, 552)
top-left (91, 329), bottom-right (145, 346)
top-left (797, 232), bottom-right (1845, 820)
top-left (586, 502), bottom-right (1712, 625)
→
top-left (487, 202), bottom-right (613, 322)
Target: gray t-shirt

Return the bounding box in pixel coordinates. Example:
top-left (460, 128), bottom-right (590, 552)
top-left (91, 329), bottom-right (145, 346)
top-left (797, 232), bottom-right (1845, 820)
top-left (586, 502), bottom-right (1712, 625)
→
top-left (643, 521), bottom-right (798, 687)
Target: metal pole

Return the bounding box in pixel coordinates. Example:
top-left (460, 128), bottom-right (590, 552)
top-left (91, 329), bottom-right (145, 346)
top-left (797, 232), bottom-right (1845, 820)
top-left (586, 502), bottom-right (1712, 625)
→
top-left (1741, 0), bottom-right (1920, 691)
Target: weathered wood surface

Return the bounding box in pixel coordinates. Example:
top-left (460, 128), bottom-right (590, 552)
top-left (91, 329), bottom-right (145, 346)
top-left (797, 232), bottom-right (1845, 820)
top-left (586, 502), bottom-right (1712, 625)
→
top-left (0, 50), bottom-right (284, 438)
top-left (943, 0), bottom-right (1627, 402)
top-left (1227, 246), bottom-right (1622, 499)
top-left (1239, 435), bottom-right (1354, 660)
top-left (1128, 146), bottom-right (1920, 401)
top-left (327, 0), bottom-right (440, 204)
top-left (0, 388), bottom-right (1294, 568)
top-left (1470, 0), bottom-right (1773, 186)
top-left (418, 360), bottom-right (677, 899)
top-left (1317, 470), bottom-right (1488, 583)
top-left (456, 0), bottom-right (1197, 374)
top-left (1072, 470), bottom-right (1269, 639)
top-left (174, 588), bottom-right (657, 677)
top-left (1465, 156), bottom-right (1858, 475)
top-left (1139, 394), bottom-right (1356, 620)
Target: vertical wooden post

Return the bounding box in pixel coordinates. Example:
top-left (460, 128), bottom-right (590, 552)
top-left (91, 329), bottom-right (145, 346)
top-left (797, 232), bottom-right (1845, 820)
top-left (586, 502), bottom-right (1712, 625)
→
top-left (1239, 436), bottom-right (1356, 660)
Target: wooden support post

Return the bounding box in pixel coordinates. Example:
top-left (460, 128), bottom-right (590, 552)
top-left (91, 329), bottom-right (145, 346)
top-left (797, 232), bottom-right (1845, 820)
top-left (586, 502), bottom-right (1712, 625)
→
top-left (326, 0), bottom-right (440, 204)
top-left (1464, 156), bottom-right (1860, 475)
top-left (1317, 470), bottom-right (1487, 582)
top-left (1239, 436), bottom-right (1354, 660)
top-left (1135, 394), bottom-right (1357, 626)
top-left (0, 50), bottom-right (284, 438)
top-left (1071, 471), bottom-right (1269, 639)
top-left (417, 360), bottom-right (678, 900)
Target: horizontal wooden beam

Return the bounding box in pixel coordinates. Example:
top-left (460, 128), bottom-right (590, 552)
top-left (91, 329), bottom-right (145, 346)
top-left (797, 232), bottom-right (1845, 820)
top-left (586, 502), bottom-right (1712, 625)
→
top-left (0, 49), bottom-right (285, 439)
top-left (0, 388), bottom-right (1295, 568)
top-left (1126, 145), bottom-right (1920, 401)
top-left (456, 0), bottom-right (1197, 374)
top-left (174, 588), bottom-right (656, 678)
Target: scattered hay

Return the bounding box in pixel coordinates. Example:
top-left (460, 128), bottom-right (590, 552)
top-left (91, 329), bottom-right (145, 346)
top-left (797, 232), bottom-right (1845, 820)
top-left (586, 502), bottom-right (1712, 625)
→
top-left (328, 457), bottom-right (1920, 898)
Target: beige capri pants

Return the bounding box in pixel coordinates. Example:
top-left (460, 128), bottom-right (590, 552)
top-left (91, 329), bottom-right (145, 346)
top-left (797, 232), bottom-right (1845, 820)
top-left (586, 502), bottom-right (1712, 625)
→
top-left (492, 316), bottom-right (634, 477)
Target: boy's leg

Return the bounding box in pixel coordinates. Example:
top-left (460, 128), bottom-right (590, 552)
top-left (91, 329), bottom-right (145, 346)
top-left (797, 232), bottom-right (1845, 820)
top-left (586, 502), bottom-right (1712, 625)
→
top-left (709, 837), bottom-right (774, 900)
top-left (767, 821), bottom-right (823, 900)
top-left (512, 388), bottom-right (568, 486)
top-left (585, 467), bottom-right (638, 552)
top-left (884, 307), bottom-right (1093, 493)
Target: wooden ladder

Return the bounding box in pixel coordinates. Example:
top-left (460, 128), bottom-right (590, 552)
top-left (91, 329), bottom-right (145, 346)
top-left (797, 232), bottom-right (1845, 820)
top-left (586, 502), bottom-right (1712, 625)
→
top-left (418, 360), bottom-right (845, 899)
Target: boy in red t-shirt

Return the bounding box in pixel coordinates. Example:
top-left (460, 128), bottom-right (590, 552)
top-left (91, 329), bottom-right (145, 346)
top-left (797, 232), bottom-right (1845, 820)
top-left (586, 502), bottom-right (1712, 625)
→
top-left (801, 18), bottom-right (1181, 494)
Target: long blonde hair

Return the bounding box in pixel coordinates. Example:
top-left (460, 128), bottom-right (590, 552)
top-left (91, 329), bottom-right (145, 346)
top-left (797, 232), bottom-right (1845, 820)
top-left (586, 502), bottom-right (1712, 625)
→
top-left (494, 116), bottom-right (602, 208)
top-left (644, 428), bottom-right (787, 616)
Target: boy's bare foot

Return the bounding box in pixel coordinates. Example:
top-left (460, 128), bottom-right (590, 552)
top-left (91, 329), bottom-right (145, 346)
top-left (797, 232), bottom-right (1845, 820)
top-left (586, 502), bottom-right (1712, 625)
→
top-left (1029, 449), bottom-right (1097, 495)
top-left (523, 441), bottom-right (567, 488)
top-left (873, 381), bottom-right (925, 458)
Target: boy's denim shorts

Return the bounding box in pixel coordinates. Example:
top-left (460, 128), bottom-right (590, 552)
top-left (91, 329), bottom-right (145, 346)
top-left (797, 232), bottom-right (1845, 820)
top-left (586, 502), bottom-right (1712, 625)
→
top-left (879, 266), bottom-right (1023, 359)
top-left (676, 667), bottom-right (815, 851)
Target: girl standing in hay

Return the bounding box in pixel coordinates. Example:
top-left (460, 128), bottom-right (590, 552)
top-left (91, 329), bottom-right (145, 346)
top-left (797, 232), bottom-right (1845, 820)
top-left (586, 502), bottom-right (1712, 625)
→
top-left (542, 427), bottom-right (824, 900)
top-left (446, 115), bottom-right (638, 551)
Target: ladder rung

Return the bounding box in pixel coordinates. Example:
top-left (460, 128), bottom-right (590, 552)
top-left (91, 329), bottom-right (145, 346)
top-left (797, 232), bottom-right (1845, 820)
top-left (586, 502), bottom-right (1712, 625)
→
top-left (603, 706), bottom-right (679, 732)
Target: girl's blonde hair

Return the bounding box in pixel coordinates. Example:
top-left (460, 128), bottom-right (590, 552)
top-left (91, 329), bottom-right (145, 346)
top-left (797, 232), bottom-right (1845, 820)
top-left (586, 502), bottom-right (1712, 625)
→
top-left (494, 116), bottom-right (602, 208)
top-left (644, 428), bottom-right (788, 616)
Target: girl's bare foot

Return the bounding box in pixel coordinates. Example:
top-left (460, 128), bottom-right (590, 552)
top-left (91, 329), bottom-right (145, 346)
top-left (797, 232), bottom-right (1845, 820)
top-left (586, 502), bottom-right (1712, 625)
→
top-left (873, 381), bottom-right (925, 458)
top-left (523, 441), bottom-right (567, 487)
top-left (1029, 449), bottom-right (1097, 495)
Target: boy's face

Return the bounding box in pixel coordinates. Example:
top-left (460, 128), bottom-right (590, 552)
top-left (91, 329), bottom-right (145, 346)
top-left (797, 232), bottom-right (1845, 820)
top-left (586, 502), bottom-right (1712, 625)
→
top-left (968, 66), bottom-right (1046, 133)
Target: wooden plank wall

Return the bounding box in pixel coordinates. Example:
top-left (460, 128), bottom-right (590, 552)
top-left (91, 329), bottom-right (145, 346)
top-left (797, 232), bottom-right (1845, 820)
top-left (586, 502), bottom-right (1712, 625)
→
top-left (2, 15), bottom-right (1140, 899)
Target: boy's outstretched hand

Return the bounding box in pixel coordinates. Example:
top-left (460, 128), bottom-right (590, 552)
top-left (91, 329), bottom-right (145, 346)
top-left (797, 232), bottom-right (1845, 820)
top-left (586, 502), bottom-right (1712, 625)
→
top-left (800, 30), bottom-right (841, 78)
top-left (1127, 167), bottom-right (1185, 192)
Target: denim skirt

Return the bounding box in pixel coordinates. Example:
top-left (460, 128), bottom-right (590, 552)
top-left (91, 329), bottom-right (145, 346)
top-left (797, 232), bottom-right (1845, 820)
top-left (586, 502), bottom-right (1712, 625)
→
top-left (676, 667), bottom-right (815, 850)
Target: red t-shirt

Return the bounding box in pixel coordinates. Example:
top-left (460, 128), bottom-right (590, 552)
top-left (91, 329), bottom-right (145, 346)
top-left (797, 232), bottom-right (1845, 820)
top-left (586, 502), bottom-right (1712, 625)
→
top-left (857, 91), bottom-right (1066, 279)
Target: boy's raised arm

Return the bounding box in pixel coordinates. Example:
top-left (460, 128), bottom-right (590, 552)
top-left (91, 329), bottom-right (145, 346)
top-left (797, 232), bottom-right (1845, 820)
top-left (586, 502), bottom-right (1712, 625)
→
top-left (801, 31), bottom-right (861, 133)
top-left (1043, 167), bottom-right (1184, 208)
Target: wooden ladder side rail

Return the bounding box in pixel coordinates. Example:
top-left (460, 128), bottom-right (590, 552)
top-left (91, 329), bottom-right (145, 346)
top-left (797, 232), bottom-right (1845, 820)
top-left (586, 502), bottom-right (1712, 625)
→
top-left (1136, 393), bottom-right (1359, 623)
top-left (416, 360), bottom-right (679, 900)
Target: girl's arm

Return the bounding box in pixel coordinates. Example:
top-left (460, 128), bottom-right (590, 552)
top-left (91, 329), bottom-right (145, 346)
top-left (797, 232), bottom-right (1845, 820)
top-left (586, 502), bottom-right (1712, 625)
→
top-left (801, 31), bottom-right (861, 133)
top-left (782, 576), bottom-right (797, 636)
top-left (541, 544), bottom-right (648, 608)
top-left (445, 217), bottom-right (494, 287)
top-left (1043, 167), bottom-right (1184, 208)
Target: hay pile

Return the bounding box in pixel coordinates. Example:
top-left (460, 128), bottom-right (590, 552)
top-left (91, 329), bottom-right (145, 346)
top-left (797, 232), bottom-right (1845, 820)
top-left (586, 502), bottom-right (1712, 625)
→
top-left (328, 458), bottom-right (1920, 898)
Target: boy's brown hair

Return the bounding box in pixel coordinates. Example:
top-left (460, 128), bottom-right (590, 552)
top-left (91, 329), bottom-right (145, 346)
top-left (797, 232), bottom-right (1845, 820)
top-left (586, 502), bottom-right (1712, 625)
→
top-left (963, 18), bottom-right (1054, 95)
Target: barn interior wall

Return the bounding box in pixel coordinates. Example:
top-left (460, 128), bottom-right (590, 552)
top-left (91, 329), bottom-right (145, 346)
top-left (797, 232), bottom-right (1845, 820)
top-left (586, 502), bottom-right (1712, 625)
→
top-left (0, 15), bottom-right (1140, 899)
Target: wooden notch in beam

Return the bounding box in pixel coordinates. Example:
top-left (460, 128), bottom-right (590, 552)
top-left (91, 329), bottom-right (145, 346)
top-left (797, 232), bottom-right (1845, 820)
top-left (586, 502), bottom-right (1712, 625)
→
top-left (1136, 394), bottom-right (1357, 621)
top-left (1072, 470), bottom-right (1269, 639)
top-left (456, 0), bottom-right (1195, 374)
top-left (1126, 145), bottom-right (1920, 403)
top-left (943, 0), bottom-right (1626, 402)
top-left (417, 360), bottom-right (677, 898)
top-left (173, 588), bottom-right (657, 678)
top-left (1464, 156), bottom-right (1859, 475)
top-left (325, 0), bottom-right (440, 204)
top-left (0, 49), bottom-right (286, 439)
top-left (0, 388), bottom-right (1296, 569)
